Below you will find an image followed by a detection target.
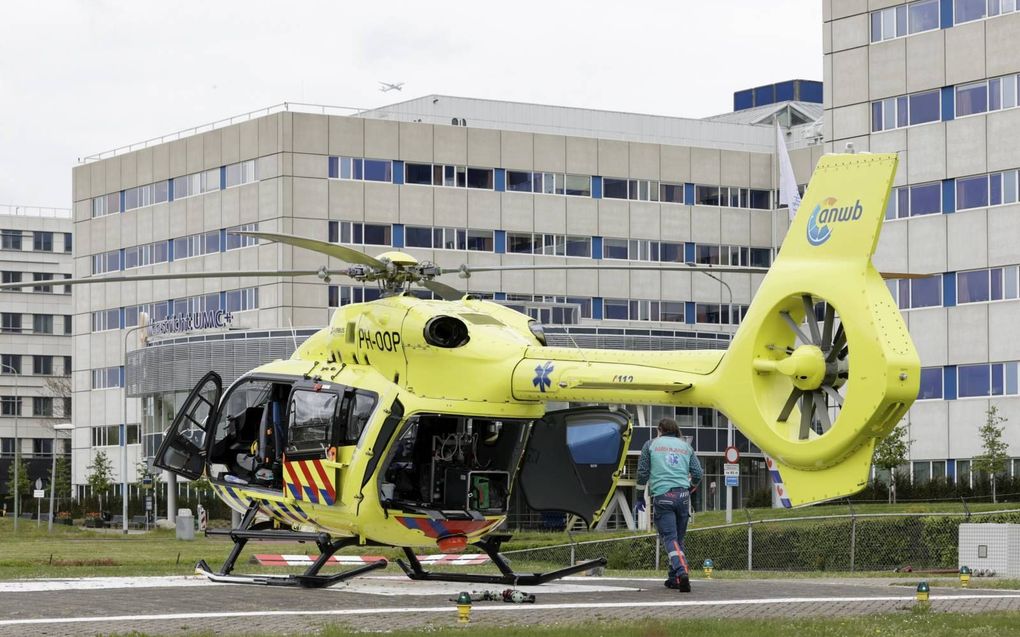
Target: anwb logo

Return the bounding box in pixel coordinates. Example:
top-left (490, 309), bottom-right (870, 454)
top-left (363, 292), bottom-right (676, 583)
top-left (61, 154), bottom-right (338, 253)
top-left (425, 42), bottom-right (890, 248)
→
top-left (807, 197), bottom-right (864, 246)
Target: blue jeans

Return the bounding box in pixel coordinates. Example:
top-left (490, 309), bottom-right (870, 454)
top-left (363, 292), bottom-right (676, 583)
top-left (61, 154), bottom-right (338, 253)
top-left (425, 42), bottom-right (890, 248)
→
top-left (653, 487), bottom-right (691, 581)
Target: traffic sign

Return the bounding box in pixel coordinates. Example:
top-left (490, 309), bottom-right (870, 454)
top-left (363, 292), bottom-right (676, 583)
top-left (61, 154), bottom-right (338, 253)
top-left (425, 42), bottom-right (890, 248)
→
top-left (723, 462), bottom-right (739, 487)
top-left (34, 478), bottom-right (43, 490)
top-left (33, 489), bottom-right (45, 499)
top-left (724, 445), bottom-right (740, 464)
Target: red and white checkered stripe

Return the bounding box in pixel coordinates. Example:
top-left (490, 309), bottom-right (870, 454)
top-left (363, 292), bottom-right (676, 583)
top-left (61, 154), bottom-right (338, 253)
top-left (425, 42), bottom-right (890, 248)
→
top-left (255, 553), bottom-right (490, 566)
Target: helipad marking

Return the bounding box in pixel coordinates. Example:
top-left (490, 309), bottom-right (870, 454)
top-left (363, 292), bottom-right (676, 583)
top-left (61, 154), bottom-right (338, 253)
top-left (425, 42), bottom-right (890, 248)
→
top-left (2, 593), bottom-right (1020, 627)
top-left (0, 576), bottom-right (211, 593)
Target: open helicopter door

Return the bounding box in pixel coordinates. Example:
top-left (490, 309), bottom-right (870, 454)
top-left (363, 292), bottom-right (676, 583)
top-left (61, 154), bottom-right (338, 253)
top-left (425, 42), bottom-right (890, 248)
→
top-left (517, 407), bottom-right (631, 527)
top-left (153, 371), bottom-right (222, 481)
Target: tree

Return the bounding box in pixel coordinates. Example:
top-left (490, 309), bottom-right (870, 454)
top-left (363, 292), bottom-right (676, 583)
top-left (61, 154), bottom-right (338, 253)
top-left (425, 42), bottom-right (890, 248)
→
top-left (5, 455), bottom-right (30, 513)
top-left (52, 455), bottom-right (72, 502)
top-left (86, 451), bottom-right (114, 508)
top-left (873, 424), bottom-right (910, 504)
top-left (973, 406), bottom-right (1009, 503)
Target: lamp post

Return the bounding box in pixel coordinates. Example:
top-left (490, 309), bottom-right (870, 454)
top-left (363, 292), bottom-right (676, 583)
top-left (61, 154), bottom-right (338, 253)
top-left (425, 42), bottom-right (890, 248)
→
top-left (49, 423), bottom-right (73, 532)
top-left (1, 362), bottom-right (20, 533)
top-left (122, 323), bottom-right (148, 535)
top-left (688, 266), bottom-right (736, 524)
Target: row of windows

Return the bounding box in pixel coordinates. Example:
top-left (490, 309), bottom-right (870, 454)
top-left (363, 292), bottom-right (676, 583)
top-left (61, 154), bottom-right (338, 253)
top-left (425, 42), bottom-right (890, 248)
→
top-left (92, 159), bottom-right (258, 218)
top-left (870, 0), bottom-right (1020, 43)
top-left (1, 271), bottom-right (72, 294)
top-left (0, 230), bottom-right (72, 253)
top-left (918, 362), bottom-right (1020, 399)
top-left (0, 313), bottom-right (72, 335)
top-left (0, 354), bottom-right (71, 376)
top-left (957, 169), bottom-right (1020, 210)
top-left (90, 287), bottom-right (259, 333)
top-left (329, 156), bottom-right (775, 208)
top-left (889, 266), bottom-right (1020, 309)
top-left (91, 424), bottom-right (140, 447)
top-left (327, 220), bottom-right (774, 265)
top-left (888, 169), bottom-right (1020, 217)
top-left (0, 438), bottom-right (64, 455)
top-left (90, 224), bottom-right (258, 275)
top-left (911, 458), bottom-right (1020, 486)
top-left (870, 0), bottom-right (940, 42)
top-left (889, 276), bottom-right (943, 309)
top-left (0, 396), bottom-right (71, 418)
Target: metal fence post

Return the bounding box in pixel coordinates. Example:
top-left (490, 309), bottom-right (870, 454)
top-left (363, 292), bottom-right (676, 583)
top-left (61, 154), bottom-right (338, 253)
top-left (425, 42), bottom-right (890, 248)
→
top-left (655, 535), bottom-right (661, 571)
top-left (744, 510), bottom-right (753, 571)
top-left (848, 499), bottom-right (857, 573)
top-left (570, 544), bottom-right (576, 567)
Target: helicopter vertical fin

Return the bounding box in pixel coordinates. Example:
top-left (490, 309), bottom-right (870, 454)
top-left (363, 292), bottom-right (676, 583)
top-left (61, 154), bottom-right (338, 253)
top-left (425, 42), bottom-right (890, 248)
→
top-left (707, 153), bottom-right (919, 507)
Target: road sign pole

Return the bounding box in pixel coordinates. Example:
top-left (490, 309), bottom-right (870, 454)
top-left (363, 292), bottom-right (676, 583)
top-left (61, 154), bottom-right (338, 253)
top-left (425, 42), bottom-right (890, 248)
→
top-left (726, 421), bottom-right (734, 524)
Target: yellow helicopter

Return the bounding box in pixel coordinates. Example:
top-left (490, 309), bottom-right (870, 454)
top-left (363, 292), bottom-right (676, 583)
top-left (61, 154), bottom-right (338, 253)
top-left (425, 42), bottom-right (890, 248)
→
top-left (3, 153), bottom-right (919, 588)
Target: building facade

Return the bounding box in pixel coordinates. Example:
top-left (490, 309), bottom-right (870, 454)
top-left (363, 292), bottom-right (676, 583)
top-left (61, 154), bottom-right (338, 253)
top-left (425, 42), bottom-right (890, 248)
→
top-left (0, 205), bottom-right (74, 513)
top-left (70, 91), bottom-right (825, 518)
top-left (826, 0), bottom-right (1020, 485)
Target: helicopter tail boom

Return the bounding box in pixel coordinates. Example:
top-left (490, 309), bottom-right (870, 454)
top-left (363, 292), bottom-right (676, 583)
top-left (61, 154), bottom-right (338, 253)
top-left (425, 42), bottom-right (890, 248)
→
top-left (513, 153), bottom-right (920, 507)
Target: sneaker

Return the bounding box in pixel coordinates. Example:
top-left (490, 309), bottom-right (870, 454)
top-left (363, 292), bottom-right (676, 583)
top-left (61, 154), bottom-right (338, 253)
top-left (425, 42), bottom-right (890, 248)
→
top-left (677, 576), bottom-right (691, 593)
top-left (664, 578), bottom-right (679, 589)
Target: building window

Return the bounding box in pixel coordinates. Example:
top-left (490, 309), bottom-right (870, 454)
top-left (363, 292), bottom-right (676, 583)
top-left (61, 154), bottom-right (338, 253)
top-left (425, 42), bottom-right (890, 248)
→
top-left (172, 172), bottom-right (200, 199)
top-left (63, 356), bottom-right (71, 375)
top-left (92, 249), bottom-right (122, 275)
top-left (124, 240), bottom-right (169, 269)
top-left (33, 231), bottom-right (53, 252)
top-left (224, 160), bottom-right (257, 188)
top-left (91, 424), bottom-right (137, 447)
top-left (0, 438), bottom-right (13, 455)
top-left (918, 367), bottom-right (943, 399)
top-left (329, 156), bottom-right (393, 183)
top-left (32, 314), bottom-right (54, 334)
top-left (91, 308), bottom-right (120, 332)
top-left (695, 186), bottom-right (720, 206)
top-left (327, 285), bottom-right (380, 307)
top-left (505, 233), bottom-right (592, 258)
top-left (887, 275), bottom-right (943, 309)
top-left (327, 221), bottom-right (392, 246)
top-left (32, 438), bottom-right (53, 456)
top-left (32, 398), bottom-right (53, 418)
top-left (871, 0), bottom-right (939, 41)
top-left (172, 292), bottom-right (220, 316)
top-left (957, 266), bottom-right (1020, 303)
top-left (1, 354), bottom-right (21, 374)
top-left (172, 230), bottom-right (221, 260)
top-left (1, 313), bottom-right (22, 333)
top-left (603, 238), bottom-right (630, 260)
top-left (91, 366), bottom-right (122, 390)
top-left (63, 315), bottom-right (71, 335)
top-left (872, 89), bottom-right (940, 132)
top-left (32, 273), bottom-right (54, 293)
top-left (1, 229), bottom-right (23, 250)
top-left (124, 181), bottom-right (169, 211)
top-left (957, 362), bottom-right (1019, 398)
top-left (957, 74), bottom-right (1020, 118)
top-left (33, 355), bottom-right (53, 375)
top-left (885, 182), bottom-right (943, 219)
top-left (225, 224), bottom-right (259, 251)
top-left (954, 0), bottom-right (1020, 24)
top-left (226, 287), bottom-right (259, 313)
top-left (91, 193), bottom-right (121, 217)
top-left (2, 271), bottom-right (22, 287)
top-left (1, 396), bottom-right (22, 416)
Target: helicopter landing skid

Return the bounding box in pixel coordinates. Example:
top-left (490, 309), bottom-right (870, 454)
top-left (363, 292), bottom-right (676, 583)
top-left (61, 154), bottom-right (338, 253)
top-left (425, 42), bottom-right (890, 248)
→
top-left (396, 534), bottom-right (608, 586)
top-left (195, 503), bottom-right (387, 588)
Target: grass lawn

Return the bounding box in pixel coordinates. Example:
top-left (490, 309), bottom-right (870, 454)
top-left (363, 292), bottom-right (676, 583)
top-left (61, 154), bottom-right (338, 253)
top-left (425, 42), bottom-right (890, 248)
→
top-left (102, 611), bottom-right (1020, 637)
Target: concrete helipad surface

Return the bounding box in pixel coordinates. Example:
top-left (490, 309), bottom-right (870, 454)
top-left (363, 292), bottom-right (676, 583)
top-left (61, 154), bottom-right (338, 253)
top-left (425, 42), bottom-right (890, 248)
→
top-left (0, 574), bottom-right (1018, 636)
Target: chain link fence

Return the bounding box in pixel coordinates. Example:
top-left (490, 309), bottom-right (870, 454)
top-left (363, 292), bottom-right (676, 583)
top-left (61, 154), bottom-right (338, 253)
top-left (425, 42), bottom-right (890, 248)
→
top-left (501, 508), bottom-right (1020, 573)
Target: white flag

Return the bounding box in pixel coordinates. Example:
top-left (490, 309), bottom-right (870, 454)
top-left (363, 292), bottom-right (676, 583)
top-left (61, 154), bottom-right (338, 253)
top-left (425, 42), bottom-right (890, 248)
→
top-left (776, 122), bottom-right (801, 221)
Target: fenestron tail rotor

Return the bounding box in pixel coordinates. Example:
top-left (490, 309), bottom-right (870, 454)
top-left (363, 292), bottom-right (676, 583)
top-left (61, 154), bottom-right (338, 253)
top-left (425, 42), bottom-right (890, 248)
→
top-left (756, 294), bottom-right (850, 442)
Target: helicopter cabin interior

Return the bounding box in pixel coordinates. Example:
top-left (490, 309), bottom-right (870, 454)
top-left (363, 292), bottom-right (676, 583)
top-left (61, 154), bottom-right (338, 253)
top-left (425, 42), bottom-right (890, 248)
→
top-left (202, 375), bottom-right (378, 489)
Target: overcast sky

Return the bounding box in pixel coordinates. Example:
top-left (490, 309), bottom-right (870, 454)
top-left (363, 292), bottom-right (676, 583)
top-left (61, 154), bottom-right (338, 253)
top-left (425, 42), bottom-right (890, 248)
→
top-left (0, 1), bottom-right (822, 208)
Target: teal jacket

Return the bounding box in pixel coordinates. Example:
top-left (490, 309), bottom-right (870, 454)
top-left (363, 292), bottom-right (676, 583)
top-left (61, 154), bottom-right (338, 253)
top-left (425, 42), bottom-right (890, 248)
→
top-left (636, 434), bottom-right (703, 497)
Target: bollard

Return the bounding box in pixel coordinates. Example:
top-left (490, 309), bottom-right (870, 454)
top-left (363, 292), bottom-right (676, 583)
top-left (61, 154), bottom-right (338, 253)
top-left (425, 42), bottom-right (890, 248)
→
top-left (960, 565), bottom-right (971, 588)
top-left (916, 581), bottom-right (929, 604)
top-left (703, 559), bottom-right (714, 579)
top-left (456, 591), bottom-right (472, 624)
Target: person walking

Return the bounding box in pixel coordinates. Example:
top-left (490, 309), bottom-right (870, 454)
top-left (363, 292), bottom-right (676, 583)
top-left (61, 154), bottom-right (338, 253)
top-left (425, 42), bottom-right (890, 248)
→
top-left (634, 417), bottom-right (703, 592)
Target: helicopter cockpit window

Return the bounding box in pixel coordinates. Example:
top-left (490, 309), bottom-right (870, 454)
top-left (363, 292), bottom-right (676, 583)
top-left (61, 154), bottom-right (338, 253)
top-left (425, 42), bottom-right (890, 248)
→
top-left (287, 390), bottom-right (338, 454)
top-left (348, 390), bottom-right (378, 446)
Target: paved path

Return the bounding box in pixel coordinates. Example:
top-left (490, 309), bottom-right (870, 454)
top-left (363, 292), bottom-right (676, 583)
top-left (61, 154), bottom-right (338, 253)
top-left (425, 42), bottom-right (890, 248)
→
top-left (0, 574), bottom-right (1017, 636)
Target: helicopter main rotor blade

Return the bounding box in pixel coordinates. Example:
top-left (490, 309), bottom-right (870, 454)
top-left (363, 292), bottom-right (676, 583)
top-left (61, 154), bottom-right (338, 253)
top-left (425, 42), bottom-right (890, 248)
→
top-left (420, 279), bottom-right (465, 301)
top-left (0, 270), bottom-right (341, 290)
top-left (233, 231), bottom-right (387, 269)
top-left (445, 263), bottom-right (770, 276)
